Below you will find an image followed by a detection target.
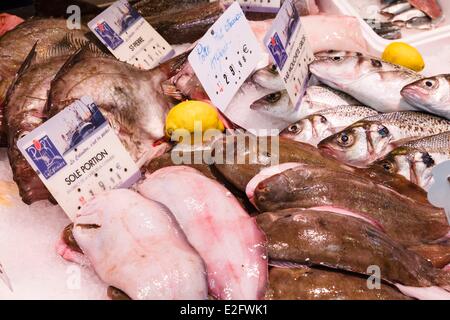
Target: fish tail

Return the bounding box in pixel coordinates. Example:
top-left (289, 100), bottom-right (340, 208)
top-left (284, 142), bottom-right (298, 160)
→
top-left (161, 81), bottom-right (186, 101)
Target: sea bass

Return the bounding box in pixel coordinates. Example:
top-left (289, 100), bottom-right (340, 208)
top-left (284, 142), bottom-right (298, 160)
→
top-left (401, 75), bottom-right (450, 120)
top-left (318, 111), bottom-right (450, 167)
top-left (0, 18), bottom-right (91, 147)
top-left (309, 55), bottom-right (423, 112)
top-left (266, 267), bottom-right (411, 300)
top-left (69, 189), bottom-right (208, 300)
top-left (251, 164), bottom-right (450, 247)
top-left (371, 131), bottom-right (450, 190)
top-left (258, 208), bottom-right (450, 295)
top-left (47, 48), bottom-right (186, 167)
top-left (281, 105), bottom-right (378, 146)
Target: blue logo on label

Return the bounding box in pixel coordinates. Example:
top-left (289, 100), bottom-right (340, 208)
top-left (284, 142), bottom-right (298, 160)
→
top-left (94, 21), bottom-right (124, 50)
top-left (25, 136), bottom-right (66, 180)
top-left (268, 33), bottom-right (288, 70)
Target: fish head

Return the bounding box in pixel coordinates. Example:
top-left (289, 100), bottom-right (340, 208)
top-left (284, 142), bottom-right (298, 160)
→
top-left (309, 55), bottom-right (394, 89)
top-left (371, 147), bottom-right (412, 179)
top-left (401, 76), bottom-right (450, 113)
top-left (281, 114), bottom-right (331, 145)
top-left (251, 64), bottom-right (283, 91)
top-left (318, 121), bottom-right (393, 167)
top-left (250, 91), bottom-right (289, 113)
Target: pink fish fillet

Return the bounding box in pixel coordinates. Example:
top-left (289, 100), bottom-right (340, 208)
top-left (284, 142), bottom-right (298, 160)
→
top-left (71, 189), bottom-right (208, 300)
top-left (137, 166), bottom-right (268, 300)
top-left (408, 0), bottom-right (442, 19)
top-left (0, 14), bottom-right (24, 37)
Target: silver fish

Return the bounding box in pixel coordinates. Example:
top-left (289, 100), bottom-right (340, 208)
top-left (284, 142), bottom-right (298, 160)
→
top-left (392, 8), bottom-right (427, 26)
top-left (251, 64), bottom-right (284, 92)
top-left (281, 105), bottom-right (378, 146)
top-left (250, 91), bottom-right (295, 122)
top-left (405, 16), bottom-right (433, 29)
top-left (401, 75), bottom-right (450, 120)
top-left (381, 1), bottom-right (412, 16)
top-left (0, 262), bottom-right (12, 292)
top-left (318, 111), bottom-right (450, 167)
top-left (309, 55), bottom-right (422, 112)
top-left (371, 132), bottom-right (450, 190)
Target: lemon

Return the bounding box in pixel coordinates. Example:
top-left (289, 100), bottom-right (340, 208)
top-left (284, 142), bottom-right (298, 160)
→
top-left (382, 42), bottom-right (425, 72)
top-left (165, 100), bottom-right (224, 142)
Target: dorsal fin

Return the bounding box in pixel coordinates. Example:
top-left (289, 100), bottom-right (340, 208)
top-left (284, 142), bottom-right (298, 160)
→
top-left (3, 42), bottom-right (37, 121)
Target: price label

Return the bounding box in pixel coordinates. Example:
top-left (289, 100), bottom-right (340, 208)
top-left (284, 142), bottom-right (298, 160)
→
top-left (88, 0), bottom-right (174, 70)
top-left (189, 2), bottom-right (262, 111)
top-left (263, 0), bottom-right (314, 109)
top-left (210, 0), bottom-right (281, 13)
top-left (428, 161), bottom-right (450, 224)
top-left (17, 96), bottom-right (141, 220)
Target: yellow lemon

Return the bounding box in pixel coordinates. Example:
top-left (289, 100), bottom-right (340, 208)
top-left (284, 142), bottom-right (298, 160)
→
top-left (382, 42), bottom-right (425, 72)
top-left (165, 100), bottom-right (224, 141)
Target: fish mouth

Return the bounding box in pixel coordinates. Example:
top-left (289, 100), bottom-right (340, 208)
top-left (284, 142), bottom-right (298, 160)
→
top-left (400, 86), bottom-right (428, 108)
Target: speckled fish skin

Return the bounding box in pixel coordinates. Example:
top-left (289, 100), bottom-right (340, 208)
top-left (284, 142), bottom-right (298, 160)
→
top-left (211, 134), bottom-right (430, 204)
top-left (281, 105), bottom-right (378, 146)
top-left (0, 18), bottom-right (91, 147)
top-left (401, 75), bottom-right (450, 120)
top-left (371, 131), bottom-right (450, 190)
top-left (252, 164), bottom-right (450, 247)
top-left (257, 208), bottom-right (445, 288)
top-left (47, 49), bottom-right (187, 166)
top-left (318, 111), bottom-right (450, 167)
top-left (137, 166), bottom-right (268, 300)
top-left (309, 55), bottom-right (422, 112)
top-left (266, 267), bottom-right (411, 300)
top-left (72, 189), bottom-right (208, 300)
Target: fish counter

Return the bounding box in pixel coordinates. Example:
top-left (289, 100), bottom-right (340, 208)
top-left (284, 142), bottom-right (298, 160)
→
top-left (0, 0), bottom-right (449, 301)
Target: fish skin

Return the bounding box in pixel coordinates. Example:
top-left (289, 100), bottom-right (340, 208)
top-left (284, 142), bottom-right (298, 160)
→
top-left (309, 55), bottom-right (423, 112)
top-left (266, 267), bottom-right (411, 300)
top-left (392, 8), bottom-right (427, 25)
top-left (252, 164), bottom-right (450, 247)
top-left (211, 134), bottom-right (431, 204)
top-left (381, 2), bottom-right (413, 16)
top-left (47, 48), bottom-right (184, 167)
top-left (281, 105), bottom-right (378, 146)
top-left (0, 18), bottom-right (91, 147)
top-left (318, 111), bottom-right (450, 167)
top-left (370, 131), bottom-right (450, 190)
top-left (405, 16), bottom-right (433, 29)
top-left (401, 75), bottom-right (450, 120)
top-left (408, 0), bottom-right (442, 19)
top-left (257, 208), bottom-right (444, 288)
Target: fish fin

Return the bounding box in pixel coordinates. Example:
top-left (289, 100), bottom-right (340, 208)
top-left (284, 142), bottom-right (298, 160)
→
top-left (3, 42), bottom-right (37, 125)
top-left (269, 260), bottom-right (309, 269)
top-left (0, 263), bottom-right (13, 292)
top-left (161, 81), bottom-right (186, 101)
top-left (159, 50), bottom-right (191, 78)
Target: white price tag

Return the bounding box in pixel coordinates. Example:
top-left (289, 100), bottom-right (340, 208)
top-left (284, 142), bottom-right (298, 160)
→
top-left (189, 2), bottom-right (262, 111)
top-left (428, 161), bottom-right (450, 224)
top-left (17, 96), bottom-right (141, 220)
top-left (88, 0), bottom-right (174, 70)
top-left (210, 0), bottom-right (281, 13)
top-left (263, 0), bottom-right (314, 109)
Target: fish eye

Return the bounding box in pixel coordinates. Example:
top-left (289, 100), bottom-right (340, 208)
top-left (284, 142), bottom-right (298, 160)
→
top-left (270, 64), bottom-right (277, 73)
top-left (265, 92), bottom-right (281, 103)
top-left (337, 132), bottom-right (353, 146)
top-left (333, 56), bottom-right (344, 62)
top-left (319, 116), bottom-right (327, 124)
top-left (424, 80), bottom-right (435, 88)
top-left (371, 59), bottom-right (382, 68)
top-left (378, 126), bottom-right (389, 138)
top-left (288, 123), bottom-right (302, 133)
top-left (421, 152), bottom-right (435, 167)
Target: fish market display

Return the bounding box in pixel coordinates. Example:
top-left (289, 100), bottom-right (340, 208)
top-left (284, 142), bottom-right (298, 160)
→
top-left (257, 209), bottom-right (450, 298)
top-left (401, 75), bottom-right (450, 120)
top-left (281, 105), bottom-right (378, 146)
top-left (310, 55), bottom-right (423, 112)
top-left (371, 131), bottom-right (450, 190)
top-left (266, 267), bottom-right (412, 300)
top-left (0, 14), bottom-right (23, 37)
top-left (318, 111), bottom-right (450, 167)
top-left (69, 189), bottom-right (208, 300)
top-left (137, 166), bottom-right (268, 300)
top-left (0, 18), bottom-right (91, 147)
top-left (251, 164), bottom-right (450, 247)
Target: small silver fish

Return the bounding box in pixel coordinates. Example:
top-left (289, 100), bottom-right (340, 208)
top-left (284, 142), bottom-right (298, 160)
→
top-left (381, 1), bottom-right (412, 16)
top-left (250, 91), bottom-right (295, 122)
top-left (392, 8), bottom-right (427, 26)
top-left (251, 64), bottom-right (284, 92)
top-left (0, 262), bottom-right (13, 292)
top-left (371, 132), bottom-right (450, 190)
top-left (318, 111), bottom-right (450, 167)
top-left (281, 105), bottom-right (378, 147)
top-left (405, 16), bottom-right (433, 29)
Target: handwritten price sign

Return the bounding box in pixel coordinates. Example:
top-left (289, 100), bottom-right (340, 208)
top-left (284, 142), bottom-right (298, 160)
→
top-left (189, 2), bottom-right (262, 111)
